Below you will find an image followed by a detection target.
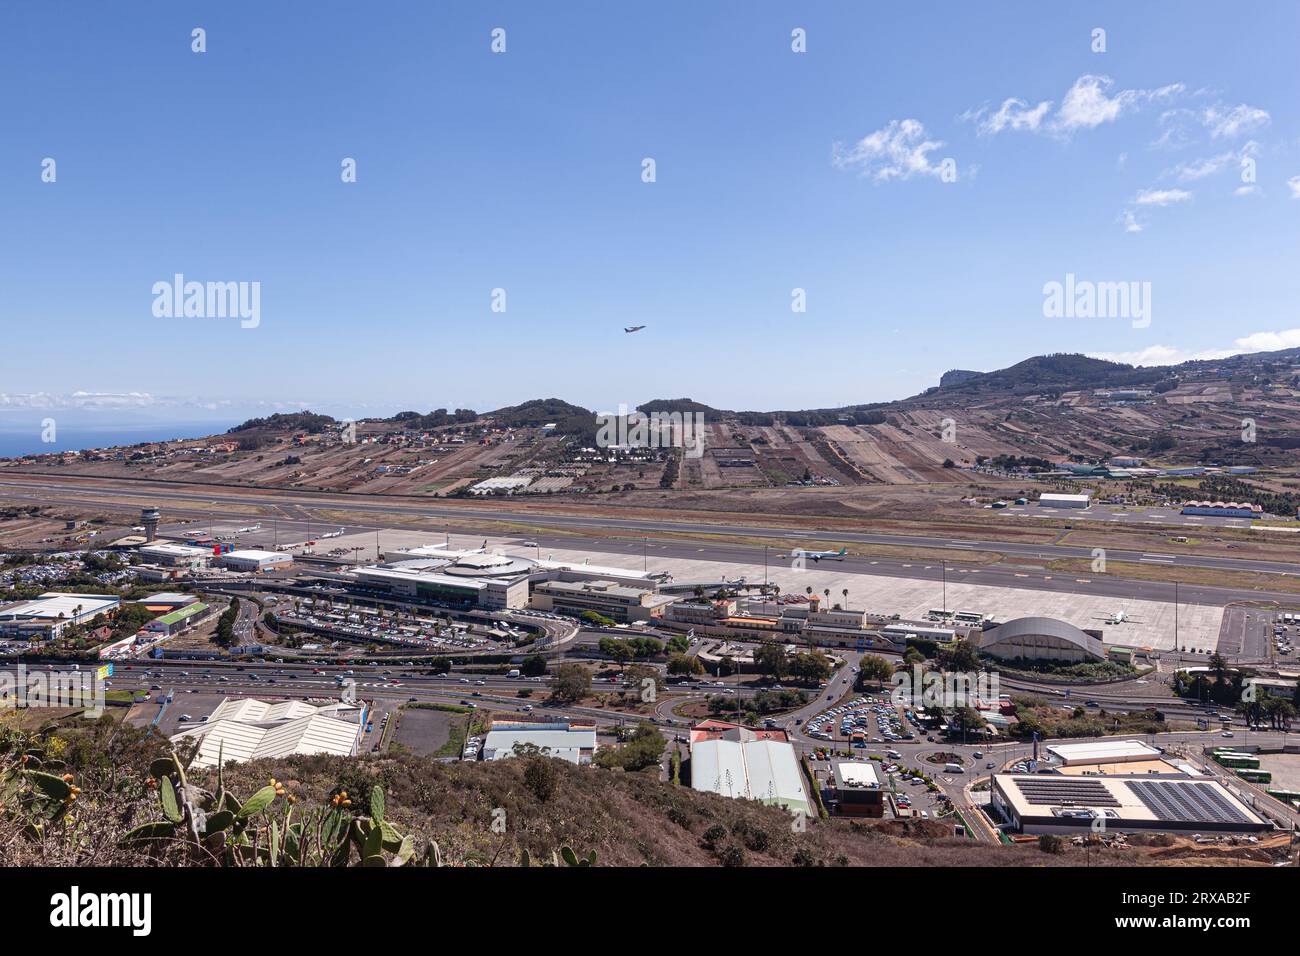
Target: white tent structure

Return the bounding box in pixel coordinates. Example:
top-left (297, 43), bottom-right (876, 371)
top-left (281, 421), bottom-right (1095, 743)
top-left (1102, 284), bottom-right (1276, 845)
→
top-left (690, 727), bottom-right (811, 816)
top-left (171, 698), bottom-right (365, 768)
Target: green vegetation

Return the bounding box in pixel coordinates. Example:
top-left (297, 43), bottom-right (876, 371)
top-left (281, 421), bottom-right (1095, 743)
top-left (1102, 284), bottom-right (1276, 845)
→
top-left (706, 689), bottom-right (807, 721)
top-left (593, 724), bottom-right (666, 772)
top-left (1006, 695), bottom-right (1170, 739)
top-left (995, 658), bottom-right (1138, 681)
top-left (667, 652), bottom-right (704, 676)
top-left (752, 643), bottom-right (832, 684)
top-left (548, 663), bottom-right (592, 703)
top-left (228, 411), bottom-right (337, 435)
top-left (214, 597), bottom-right (240, 646)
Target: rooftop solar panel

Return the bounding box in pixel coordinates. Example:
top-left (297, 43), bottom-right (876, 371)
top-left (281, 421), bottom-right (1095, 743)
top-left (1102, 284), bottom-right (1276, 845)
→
top-left (1128, 780), bottom-right (1254, 825)
top-left (1010, 778), bottom-right (1121, 807)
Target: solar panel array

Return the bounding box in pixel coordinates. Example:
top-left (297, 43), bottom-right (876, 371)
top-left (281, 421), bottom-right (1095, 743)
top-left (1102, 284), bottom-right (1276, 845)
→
top-left (1127, 780), bottom-right (1255, 826)
top-left (1010, 778), bottom-right (1121, 807)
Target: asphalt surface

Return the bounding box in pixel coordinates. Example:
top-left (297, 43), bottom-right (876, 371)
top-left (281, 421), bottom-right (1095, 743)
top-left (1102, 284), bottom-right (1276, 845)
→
top-left (3, 474), bottom-right (1298, 585)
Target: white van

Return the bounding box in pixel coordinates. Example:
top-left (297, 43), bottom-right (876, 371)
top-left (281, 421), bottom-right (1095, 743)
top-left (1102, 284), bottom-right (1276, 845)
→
top-left (945, 763), bottom-right (964, 774)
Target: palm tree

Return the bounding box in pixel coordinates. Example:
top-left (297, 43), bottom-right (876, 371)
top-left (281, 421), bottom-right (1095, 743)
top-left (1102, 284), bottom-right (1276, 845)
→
top-left (841, 588), bottom-right (849, 608)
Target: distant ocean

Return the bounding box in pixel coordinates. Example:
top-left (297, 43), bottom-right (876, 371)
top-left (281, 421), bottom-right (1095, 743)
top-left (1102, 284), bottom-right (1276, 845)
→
top-left (0, 422), bottom-right (241, 460)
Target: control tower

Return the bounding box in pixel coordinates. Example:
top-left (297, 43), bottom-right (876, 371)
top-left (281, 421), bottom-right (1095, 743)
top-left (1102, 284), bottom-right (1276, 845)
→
top-left (140, 507), bottom-right (161, 542)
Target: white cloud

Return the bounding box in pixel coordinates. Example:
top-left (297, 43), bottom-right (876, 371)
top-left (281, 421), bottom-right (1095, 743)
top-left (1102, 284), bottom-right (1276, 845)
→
top-left (1235, 328), bottom-right (1300, 352)
top-left (1203, 103), bottom-right (1270, 138)
top-left (965, 76), bottom-right (1185, 140)
top-left (831, 119), bottom-right (956, 182)
top-left (1288, 175), bottom-right (1300, 199)
top-left (1090, 328), bottom-right (1300, 367)
top-left (1052, 76), bottom-right (1182, 134)
top-left (0, 391), bottom-right (158, 410)
top-left (1234, 184), bottom-right (1260, 197)
top-left (961, 97), bottom-right (1051, 135)
top-left (1122, 210), bottom-right (1144, 233)
top-left (1088, 345), bottom-right (1240, 366)
top-left (1167, 151), bottom-right (1234, 181)
top-left (1134, 188), bottom-right (1193, 206)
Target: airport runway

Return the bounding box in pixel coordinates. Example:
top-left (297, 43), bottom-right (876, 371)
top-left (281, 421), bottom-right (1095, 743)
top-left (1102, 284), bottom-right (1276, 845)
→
top-left (2, 473), bottom-right (1297, 578)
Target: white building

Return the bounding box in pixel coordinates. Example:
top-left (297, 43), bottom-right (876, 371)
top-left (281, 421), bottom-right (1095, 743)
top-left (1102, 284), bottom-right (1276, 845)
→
top-left (481, 720), bottom-right (598, 764)
top-left (0, 592), bottom-right (121, 639)
top-left (1046, 739), bottom-right (1163, 766)
top-left (991, 774), bottom-right (1269, 836)
top-left (978, 616), bottom-right (1106, 662)
top-left (216, 549), bottom-right (293, 573)
top-left (1038, 493), bottom-right (1091, 509)
top-left (689, 725), bottom-right (811, 816)
top-left (170, 697), bottom-right (366, 768)
top-left (137, 542), bottom-right (212, 569)
top-left (352, 554), bottom-right (531, 610)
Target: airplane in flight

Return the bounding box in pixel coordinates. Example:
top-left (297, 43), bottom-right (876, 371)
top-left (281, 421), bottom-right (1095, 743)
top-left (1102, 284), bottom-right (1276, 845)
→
top-left (789, 547), bottom-right (848, 562)
top-left (623, 325), bottom-right (646, 333)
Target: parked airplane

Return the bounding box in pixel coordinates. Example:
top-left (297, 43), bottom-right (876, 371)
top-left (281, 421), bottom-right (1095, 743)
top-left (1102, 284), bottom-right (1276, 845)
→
top-left (623, 325), bottom-right (646, 333)
top-left (1096, 610), bottom-right (1141, 625)
top-left (790, 547), bottom-right (848, 562)
top-left (235, 523), bottom-right (262, 533)
top-left (318, 528), bottom-right (345, 539)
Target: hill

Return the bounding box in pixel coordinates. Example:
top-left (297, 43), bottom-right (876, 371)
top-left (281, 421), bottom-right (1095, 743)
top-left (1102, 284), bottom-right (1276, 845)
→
top-left (0, 716), bottom-right (1216, 868)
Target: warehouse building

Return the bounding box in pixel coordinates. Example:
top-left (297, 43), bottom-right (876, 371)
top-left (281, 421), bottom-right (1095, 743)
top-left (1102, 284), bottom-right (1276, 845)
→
top-left (481, 719), bottom-right (598, 764)
top-left (991, 774), bottom-right (1270, 836)
top-left (171, 697), bottom-right (366, 769)
top-left (978, 616), bottom-right (1106, 662)
top-left (136, 592), bottom-right (202, 613)
top-left (0, 592), bottom-right (121, 640)
top-left (1038, 493), bottom-right (1092, 509)
top-left (1047, 739), bottom-right (1162, 767)
top-left (136, 542), bottom-right (212, 569)
top-left (689, 722), bottom-right (811, 816)
top-left (142, 601), bottom-right (211, 636)
top-left (216, 549), bottom-right (293, 573)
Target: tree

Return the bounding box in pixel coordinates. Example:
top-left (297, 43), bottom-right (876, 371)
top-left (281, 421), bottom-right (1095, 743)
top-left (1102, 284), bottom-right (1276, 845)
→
top-left (594, 723), bottom-right (665, 771)
top-left (580, 610), bottom-right (616, 628)
top-left (667, 653), bottom-right (704, 676)
top-left (1209, 653), bottom-right (1229, 686)
top-left (856, 654), bottom-right (893, 690)
top-left (548, 663), bottom-right (591, 704)
top-left (790, 650), bottom-right (832, 684)
top-left (952, 706), bottom-right (987, 735)
top-left (753, 642), bottom-right (788, 681)
top-left (520, 654), bottom-right (547, 678)
top-left (521, 749), bottom-right (559, 802)
top-left (937, 638), bottom-right (981, 674)
top-left (598, 637), bottom-right (635, 671)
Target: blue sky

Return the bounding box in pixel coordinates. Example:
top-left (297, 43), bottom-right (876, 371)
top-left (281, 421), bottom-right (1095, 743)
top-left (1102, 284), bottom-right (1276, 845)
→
top-left (1, 0), bottom-right (1297, 426)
